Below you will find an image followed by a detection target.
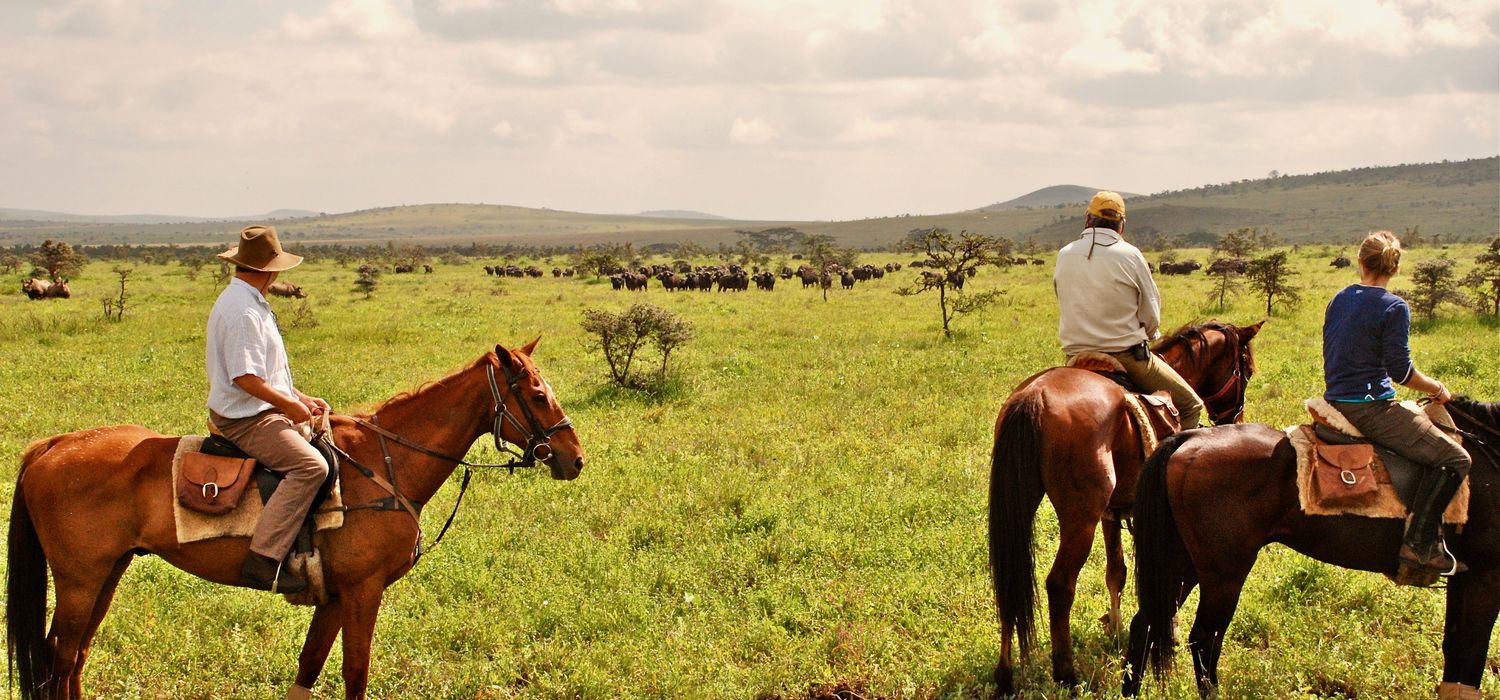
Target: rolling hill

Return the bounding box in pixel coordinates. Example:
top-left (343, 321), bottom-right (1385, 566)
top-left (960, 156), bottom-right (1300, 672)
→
top-left (0, 158), bottom-right (1493, 249)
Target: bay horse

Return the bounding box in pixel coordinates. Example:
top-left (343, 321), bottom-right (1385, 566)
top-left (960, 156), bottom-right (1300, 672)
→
top-left (6, 340), bottom-right (584, 700)
top-left (1124, 398), bottom-right (1500, 698)
top-left (989, 320), bottom-right (1263, 694)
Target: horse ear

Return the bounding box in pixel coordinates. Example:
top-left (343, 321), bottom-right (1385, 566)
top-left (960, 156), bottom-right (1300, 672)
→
top-left (494, 344), bottom-right (516, 368)
top-left (521, 335), bottom-right (541, 357)
top-left (1242, 320), bottom-right (1266, 340)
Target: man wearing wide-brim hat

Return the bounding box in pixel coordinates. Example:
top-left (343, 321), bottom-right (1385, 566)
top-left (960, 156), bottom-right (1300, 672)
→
top-left (205, 225), bottom-right (328, 594)
top-left (1053, 192), bottom-right (1207, 428)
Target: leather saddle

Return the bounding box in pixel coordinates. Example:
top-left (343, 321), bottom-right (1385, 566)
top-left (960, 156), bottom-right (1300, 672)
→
top-left (178, 433), bottom-right (339, 517)
top-left (1309, 422), bottom-right (1423, 511)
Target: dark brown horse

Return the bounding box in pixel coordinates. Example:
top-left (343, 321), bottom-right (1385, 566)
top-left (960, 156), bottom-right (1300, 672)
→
top-left (1124, 398), bottom-right (1500, 698)
top-left (989, 320), bottom-right (1263, 694)
top-left (6, 340), bottom-right (584, 700)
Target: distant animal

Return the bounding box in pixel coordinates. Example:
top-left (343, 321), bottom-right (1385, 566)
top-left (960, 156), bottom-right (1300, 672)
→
top-left (422, 264), bottom-right (432, 274)
top-left (484, 266), bottom-right (496, 276)
top-left (21, 277), bottom-right (69, 300)
top-left (947, 271), bottom-right (966, 290)
top-left (799, 268), bottom-right (819, 289)
top-left (609, 274), bottom-right (625, 290)
top-left (266, 282), bottom-right (306, 299)
top-left (1206, 258), bottom-right (1247, 275)
top-left (1331, 256), bottom-right (1351, 268)
top-left (840, 272), bottom-right (855, 289)
top-left (552, 267), bottom-right (562, 277)
top-left (394, 264), bottom-right (415, 274)
top-left (1158, 261), bottom-right (1202, 275)
top-left (717, 272), bottom-right (749, 292)
top-left (525, 266), bottom-right (543, 278)
top-left (753, 272), bottom-right (776, 290)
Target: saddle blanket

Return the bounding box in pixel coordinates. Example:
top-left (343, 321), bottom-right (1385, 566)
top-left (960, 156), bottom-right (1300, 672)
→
top-left (1287, 400), bottom-right (1468, 524)
top-left (172, 436), bottom-right (345, 545)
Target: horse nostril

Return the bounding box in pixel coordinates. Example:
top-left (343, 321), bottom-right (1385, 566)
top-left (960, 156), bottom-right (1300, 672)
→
top-left (574, 457), bottom-right (585, 471)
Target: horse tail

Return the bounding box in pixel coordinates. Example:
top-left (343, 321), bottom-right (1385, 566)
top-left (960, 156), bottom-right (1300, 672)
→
top-left (1132, 430), bottom-right (1193, 678)
top-left (8, 438), bottom-right (56, 700)
top-left (989, 392), bottom-right (1047, 658)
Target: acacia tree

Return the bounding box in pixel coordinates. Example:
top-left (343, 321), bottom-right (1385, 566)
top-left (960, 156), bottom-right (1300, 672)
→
top-left (1245, 251), bottom-right (1301, 316)
top-left (1206, 262), bottom-right (1244, 310)
top-left (803, 234), bottom-right (858, 301)
top-left (1460, 237), bottom-right (1500, 317)
top-left (1406, 257), bottom-right (1466, 321)
top-left (897, 228), bottom-right (1011, 336)
top-left (580, 303), bottom-right (694, 389)
top-left (31, 239), bottom-right (85, 278)
top-left (1215, 228), bottom-right (1259, 259)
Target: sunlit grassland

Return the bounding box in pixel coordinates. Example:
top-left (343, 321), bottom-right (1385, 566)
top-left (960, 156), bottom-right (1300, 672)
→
top-left (0, 243), bottom-right (1496, 698)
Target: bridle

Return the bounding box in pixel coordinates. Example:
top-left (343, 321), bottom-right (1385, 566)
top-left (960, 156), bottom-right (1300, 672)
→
top-left (1192, 328), bottom-right (1252, 425)
top-left (326, 355), bottom-right (574, 563)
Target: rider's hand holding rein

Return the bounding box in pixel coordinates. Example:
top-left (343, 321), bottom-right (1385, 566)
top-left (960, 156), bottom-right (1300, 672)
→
top-left (231, 374), bottom-right (325, 424)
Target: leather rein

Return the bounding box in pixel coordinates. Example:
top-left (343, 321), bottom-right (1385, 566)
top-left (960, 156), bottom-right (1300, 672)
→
top-left (323, 360), bottom-right (573, 564)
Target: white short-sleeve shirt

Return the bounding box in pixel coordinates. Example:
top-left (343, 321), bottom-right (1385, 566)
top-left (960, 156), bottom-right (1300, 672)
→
top-left (206, 277), bottom-right (295, 418)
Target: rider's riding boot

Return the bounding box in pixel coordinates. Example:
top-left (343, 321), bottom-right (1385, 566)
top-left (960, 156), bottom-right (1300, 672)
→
top-left (240, 552), bottom-right (308, 594)
top-left (1398, 465), bottom-right (1468, 576)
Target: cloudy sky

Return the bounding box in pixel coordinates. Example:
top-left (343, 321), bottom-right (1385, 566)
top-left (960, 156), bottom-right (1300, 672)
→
top-left (1, 0), bottom-right (1495, 221)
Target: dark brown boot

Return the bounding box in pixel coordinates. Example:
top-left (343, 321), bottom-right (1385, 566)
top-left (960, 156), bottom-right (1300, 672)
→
top-left (239, 552), bottom-right (308, 594)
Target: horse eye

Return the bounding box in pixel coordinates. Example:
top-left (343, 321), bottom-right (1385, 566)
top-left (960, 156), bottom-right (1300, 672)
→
top-left (532, 393), bottom-right (547, 404)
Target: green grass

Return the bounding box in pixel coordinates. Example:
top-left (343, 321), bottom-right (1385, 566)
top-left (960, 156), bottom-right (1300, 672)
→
top-left (0, 244), bottom-right (1497, 698)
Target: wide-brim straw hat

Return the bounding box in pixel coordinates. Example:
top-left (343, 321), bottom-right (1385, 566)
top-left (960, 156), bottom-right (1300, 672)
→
top-left (217, 225), bottom-right (303, 272)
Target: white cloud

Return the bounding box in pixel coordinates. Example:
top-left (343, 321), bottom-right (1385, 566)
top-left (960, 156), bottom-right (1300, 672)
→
top-left (1058, 38), bottom-right (1162, 78)
top-left (837, 113), bottom-right (898, 143)
top-left (491, 120), bottom-right (514, 138)
top-left (281, 0), bottom-right (415, 41)
top-left (729, 117), bottom-right (777, 145)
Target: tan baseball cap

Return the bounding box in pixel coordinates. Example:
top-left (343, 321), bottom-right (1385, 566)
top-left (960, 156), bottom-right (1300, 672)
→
top-left (1086, 191), bottom-right (1126, 221)
top-left (216, 225), bottom-right (303, 272)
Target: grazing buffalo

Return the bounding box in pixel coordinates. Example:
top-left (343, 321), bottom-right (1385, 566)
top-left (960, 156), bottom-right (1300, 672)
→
top-left (552, 267), bottom-right (563, 277)
top-left (947, 270), bottom-right (966, 289)
top-left (753, 272), bottom-right (776, 290)
top-left (423, 264), bottom-right (433, 274)
top-left (799, 268), bottom-right (820, 289)
top-left (394, 264), bottom-right (415, 273)
top-left (484, 266), bottom-right (496, 276)
top-left (840, 272), bottom-right (855, 289)
top-left (266, 282), bottom-right (306, 299)
top-left (1331, 256), bottom-right (1351, 268)
top-left (1157, 260), bottom-right (1202, 275)
top-left (563, 268), bottom-right (576, 277)
top-left (1207, 258), bottom-right (1248, 275)
top-left (717, 272), bottom-right (749, 292)
top-left (21, 277), bottom-right (70, 300)
top-left (609, 274), bottom-right (625, 290)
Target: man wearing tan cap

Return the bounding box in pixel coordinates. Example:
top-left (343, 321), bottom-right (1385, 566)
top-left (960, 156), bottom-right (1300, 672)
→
top-left (1053, 192), bottom-right (1206, 427)
top-left (206, 225), bottom-right (329, 594)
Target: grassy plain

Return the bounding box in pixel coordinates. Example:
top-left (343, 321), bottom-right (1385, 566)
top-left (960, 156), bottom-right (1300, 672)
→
top-left (0, 242), bottom-right (1497, 699)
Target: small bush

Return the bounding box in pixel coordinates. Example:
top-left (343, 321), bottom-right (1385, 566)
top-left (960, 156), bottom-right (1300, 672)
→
top-left (580, 303), bottom-right (694, 390)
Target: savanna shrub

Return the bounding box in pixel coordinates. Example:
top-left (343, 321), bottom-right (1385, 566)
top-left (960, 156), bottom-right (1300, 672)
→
top-left (580, 303), bottom-right (694, 389)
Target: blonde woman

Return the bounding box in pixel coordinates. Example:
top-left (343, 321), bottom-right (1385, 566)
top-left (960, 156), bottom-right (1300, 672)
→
top-left (1322, 230), bottom-right (1471, 575)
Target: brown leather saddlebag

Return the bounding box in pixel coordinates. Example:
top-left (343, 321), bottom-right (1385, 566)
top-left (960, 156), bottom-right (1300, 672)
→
top-left (1312, 442), bottom-right (1379, 510)
top-left (178, 452), bottom-right (257, 515)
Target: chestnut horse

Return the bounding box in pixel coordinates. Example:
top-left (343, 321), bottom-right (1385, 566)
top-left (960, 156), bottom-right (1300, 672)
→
top-left (1123, 398), bottom-right (1500, 698)
top-left (7, 340), bottom-right (584, 700)
top-left (989, 320), bottom-right (1263, 694)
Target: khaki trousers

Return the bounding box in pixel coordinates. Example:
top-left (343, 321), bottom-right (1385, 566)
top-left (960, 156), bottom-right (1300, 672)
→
top-left (1335, 400), bottom-right (1472, 476)
top-left (1109, 349), bottom-right (1207, 429)
top-left (209, 409), bottom-right (329, 561)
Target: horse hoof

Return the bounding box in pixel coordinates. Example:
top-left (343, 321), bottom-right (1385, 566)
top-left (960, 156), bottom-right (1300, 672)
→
top-left (993, 664), bottom-right (1015, 697)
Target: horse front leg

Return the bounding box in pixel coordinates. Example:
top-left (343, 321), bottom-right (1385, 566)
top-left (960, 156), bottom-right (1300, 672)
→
top-left (339, 582), bottom-right (388, 699)
top-left (287, 601), bottom-right (344, 699)
top-left (1441, 570), bottom-right (1500, 694)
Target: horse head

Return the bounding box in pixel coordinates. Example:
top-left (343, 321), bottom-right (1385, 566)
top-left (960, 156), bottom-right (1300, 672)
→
top-left (493, 337), bottom-right (584, 480)
top-left (1155, 320), bottom-right (1264, 425)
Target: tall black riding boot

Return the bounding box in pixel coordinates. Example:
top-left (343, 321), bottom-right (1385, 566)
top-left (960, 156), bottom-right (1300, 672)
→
top-left (1399, 465), bottom-right (1468, 576)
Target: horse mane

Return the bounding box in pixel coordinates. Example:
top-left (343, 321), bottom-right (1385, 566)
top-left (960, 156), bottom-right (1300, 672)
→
top-left (1151, 320), bottom-right (1254, 374)
top-left (365, 352), bottom-right (497, 416)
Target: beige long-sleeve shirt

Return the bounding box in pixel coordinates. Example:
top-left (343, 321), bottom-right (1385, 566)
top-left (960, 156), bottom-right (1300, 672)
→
top-left (1053, 228), bottom-right (1161, 355)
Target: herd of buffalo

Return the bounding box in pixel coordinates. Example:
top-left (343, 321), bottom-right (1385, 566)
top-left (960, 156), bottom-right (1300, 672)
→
top-left (15, 255), bottom-right (1357, 301)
